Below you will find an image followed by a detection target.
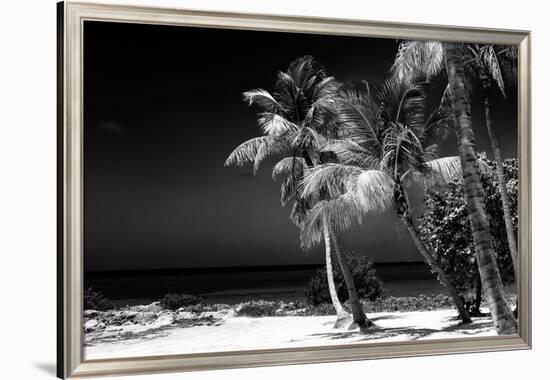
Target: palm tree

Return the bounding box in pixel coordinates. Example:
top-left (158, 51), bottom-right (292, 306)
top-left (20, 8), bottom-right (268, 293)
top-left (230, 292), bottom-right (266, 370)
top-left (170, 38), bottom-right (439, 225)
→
top-left (392, 41), bottom-right (517, 334)
top-left (272, 157), bottom-right (351, 325)
top-left (300, 80), bottom-right (472, 323)
top-left (444, 42), bottom-right (516, 334)
top-left (393, 41), bottom-right (519, 278)
top-left (463, 44), bottom-right (519, 279)
top-left (225, 56), bottom-right (371, 328)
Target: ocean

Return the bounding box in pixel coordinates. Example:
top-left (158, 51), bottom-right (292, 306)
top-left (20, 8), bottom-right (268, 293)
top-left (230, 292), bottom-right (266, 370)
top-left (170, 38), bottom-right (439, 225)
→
top-left (84, 262), bottom-right (444, 306)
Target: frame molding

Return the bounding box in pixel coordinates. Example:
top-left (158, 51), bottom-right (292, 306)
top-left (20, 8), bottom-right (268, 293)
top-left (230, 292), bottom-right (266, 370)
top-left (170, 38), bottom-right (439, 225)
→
top-left (58, 1), bottom-right (532, 378)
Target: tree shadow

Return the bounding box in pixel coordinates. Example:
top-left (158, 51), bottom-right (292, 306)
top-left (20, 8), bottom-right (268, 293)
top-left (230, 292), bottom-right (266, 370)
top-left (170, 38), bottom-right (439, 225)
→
top-left (369, 314), bottom-right (402, 322)
top-left (309, 326), bottom-right (439, 342)
top-left (442, 320), bottom-right (494, 334)
top-left (308, 318), bottom-right (495, 342)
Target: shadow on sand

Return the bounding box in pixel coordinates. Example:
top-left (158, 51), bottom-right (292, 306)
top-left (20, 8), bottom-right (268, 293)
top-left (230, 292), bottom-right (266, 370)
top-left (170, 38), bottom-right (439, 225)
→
top-left (308, 319), bottom-right (494, 342)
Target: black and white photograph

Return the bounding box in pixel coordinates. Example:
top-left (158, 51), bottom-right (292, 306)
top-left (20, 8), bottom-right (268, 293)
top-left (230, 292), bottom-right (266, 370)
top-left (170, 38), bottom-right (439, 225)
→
top-left (81, 19), bottom-right (520, 360)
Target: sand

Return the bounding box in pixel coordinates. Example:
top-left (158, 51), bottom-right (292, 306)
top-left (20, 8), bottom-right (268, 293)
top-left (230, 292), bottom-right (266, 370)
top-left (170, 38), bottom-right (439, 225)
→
top-left (84, 309), bottom-right (496, 360)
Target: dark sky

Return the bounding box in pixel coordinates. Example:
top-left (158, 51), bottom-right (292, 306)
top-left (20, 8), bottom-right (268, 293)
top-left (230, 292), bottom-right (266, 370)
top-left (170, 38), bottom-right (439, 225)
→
top-left (84, 21), bottom-right (518, 271)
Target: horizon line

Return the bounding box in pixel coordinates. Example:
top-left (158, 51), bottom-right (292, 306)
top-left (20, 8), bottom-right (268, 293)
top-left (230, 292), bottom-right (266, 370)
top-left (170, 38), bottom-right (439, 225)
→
top-left (85, 261), bottom-right (427, 275)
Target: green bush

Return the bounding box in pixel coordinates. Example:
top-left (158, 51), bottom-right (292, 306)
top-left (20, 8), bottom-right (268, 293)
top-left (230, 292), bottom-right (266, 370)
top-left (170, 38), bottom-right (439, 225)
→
top-left (298, 303), bottom-right (339, 316)
top-left (83, 287), bottom-right (113, 311)
top-left (305, 254), bottom-right (383, 306)
top-left (297, 295), bottom-right (464, 316)
top-left (160, 293), bottom-right (202, 311)
top-left (418, 154), bottom-right (517, 314)
top-left (363, 294), bottom-right (455, 313)
top-left (235, 300), bottom-right (280, 317)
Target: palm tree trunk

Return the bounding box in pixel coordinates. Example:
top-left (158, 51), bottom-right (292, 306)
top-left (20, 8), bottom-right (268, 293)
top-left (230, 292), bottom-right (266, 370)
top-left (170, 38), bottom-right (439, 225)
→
top-left (481, 79), bottom-right (519, 280)
top-left (330, 230), bottom-right (373, 329)
top-left (401, 215), bottom-right (472, 323)
top-left (474, 271), bottom-right (482, 316)
top-left (322, 216), bottom-right (350, 325)
top-left (444, 42), bottom-right (517, 335)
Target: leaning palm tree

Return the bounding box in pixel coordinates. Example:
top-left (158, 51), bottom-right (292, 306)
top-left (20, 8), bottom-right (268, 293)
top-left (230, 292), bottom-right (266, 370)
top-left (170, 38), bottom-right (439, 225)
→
top-left (392, 41), bottom-right (517, 334)
top-left (225, 56), bottom-right (371, 328)
top-left (463, 44), bottom-right (519, 278)
top-left (272, 156), bottom-right (352, 326)
top-left (444, 42), bottom-right (517, 334)
top-left (300, 80), bottom-right (472, 323)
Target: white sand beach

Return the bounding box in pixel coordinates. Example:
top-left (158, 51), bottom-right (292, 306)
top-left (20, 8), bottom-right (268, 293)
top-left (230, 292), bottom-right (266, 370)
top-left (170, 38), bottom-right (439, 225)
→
top-left (84, 308), bottom-right (496, 360)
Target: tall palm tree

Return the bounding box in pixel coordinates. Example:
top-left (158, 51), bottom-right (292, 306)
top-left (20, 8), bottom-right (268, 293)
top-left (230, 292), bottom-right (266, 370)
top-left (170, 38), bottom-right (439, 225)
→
top-left (444, 42), bottom-right (516, 334)
top-left (393, 41), bottom-right (519, 278)
top-left (392, 41), bottom-right (517, 334)
top-left (300, 80), bottom-right (472, 323)
top-left (225, 56), bottom-right (371, 328)
top-left (463, 44), bottom-right (519, 278)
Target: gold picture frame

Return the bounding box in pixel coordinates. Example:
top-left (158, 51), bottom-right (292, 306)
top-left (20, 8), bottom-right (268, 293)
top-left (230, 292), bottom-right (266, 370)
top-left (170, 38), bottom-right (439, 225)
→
top-left (57, 1), bottom-right (531, 378)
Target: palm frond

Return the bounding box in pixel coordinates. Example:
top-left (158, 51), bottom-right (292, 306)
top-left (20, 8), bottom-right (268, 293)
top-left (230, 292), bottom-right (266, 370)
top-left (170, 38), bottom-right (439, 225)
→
top-left (391, 41), bottom-right (444, 83)
top-left (480, 45), bottom-right (506, 97)
top-left (301, 169), bottom-right (396, 248)
top-left (336, 85), bottom-right (382, 150)
top-left (242, 89), bottom-right (283, 112)
top-left (422, 100), bottom-right (454, 144)
top-left (300, 163), bottom-right (363, 200)
top-left (378, 77), bottom-right (426, 133)
top-left (322, 139), bottom-right (378, 168)
top-left (411, 156), bottom-right (462, 187)
top-left (422, 143), bottom-right (439, 163)
top-left (273, 71), bottom-right (298, 119)
top-left (257, 113), bottom-right (299, 136)
top-left (300, 194), bottom-right (364, 249)
top-left (290, 126), bottom-right (326, 156)
top-left (304, 96), bottom-right (338, 133)
top-left (410, 155), bottom-right (492, 187)
top-left (312, 76), bottom-right (341, 101)
top-left (354, 170), bottom-right (395, 213)
top-left (402, 87), bottom-right (426, 134)
top-left (272, 157), bottom-right (307, 180)
top-left (280, 175), bottom-right (298, 206)
top-left (224, 136), bottom-right (290, 174)
top-left (290, 197), bottom-right (309, 228)
top-left (495, 45), bottom-right (518, 86)
top-left (381, 125), bottom-right (424, 177)
top-left (288, 55), bottom-right (326, 90)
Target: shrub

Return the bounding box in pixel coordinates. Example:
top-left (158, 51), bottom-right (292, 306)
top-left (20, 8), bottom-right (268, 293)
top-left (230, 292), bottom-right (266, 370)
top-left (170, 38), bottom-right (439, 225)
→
top-left (160, 293), bottom-right (202, 311)
top-left (83, 287), bottom-right (113, 311)
top-left (235, 300), bottom-right (279, 317)
top-left (298, 303), bottom-right (338, 316)
top-left (362, 294), bottom-right (455, 313)
top-left (297, 294), bottom-right (467, 316)
top-left (305, 254), bottom-right (383, 306)
top-left (418, 154), bottom-right (517, 313)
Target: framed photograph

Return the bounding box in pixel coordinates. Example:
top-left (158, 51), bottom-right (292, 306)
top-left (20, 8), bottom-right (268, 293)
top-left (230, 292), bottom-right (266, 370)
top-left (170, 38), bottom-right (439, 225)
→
top-left (57, 1), bottom-right (531, 378)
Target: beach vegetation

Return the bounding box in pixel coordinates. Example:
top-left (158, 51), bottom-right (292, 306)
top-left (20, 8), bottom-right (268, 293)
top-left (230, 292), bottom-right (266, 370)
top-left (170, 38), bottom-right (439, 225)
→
top-left (84, 287), bottom-right (114, 311)
top-left (160, 293), bottom-right (202, 311)
top-left (305, 254), bottom-right (383, 306)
